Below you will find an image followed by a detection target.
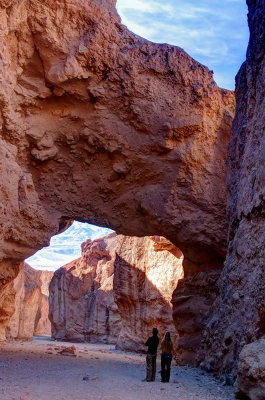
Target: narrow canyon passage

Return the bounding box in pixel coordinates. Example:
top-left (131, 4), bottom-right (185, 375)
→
top-left (0, 339), bottom-right (234, 400)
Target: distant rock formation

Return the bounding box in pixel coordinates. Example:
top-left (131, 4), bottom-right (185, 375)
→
top-left (35, 270), bottom-right (54, 336)
top-left (49, 233), bottom-right (121, 343)
top-left (6, 264), bottom-right (53, 340)
top-left (49, 233), bottom-right (184, 351)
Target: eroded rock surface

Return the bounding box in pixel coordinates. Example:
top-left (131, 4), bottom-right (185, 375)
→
top-left (172, 270), bottom-right (220, 366)
top-left (235, 339), bottom-right (265, 400)
top-left (35, 270), bottom-right (54, 336)
top-left (114, 235), bottom-right (183, 352)
top-left (5, 263), bottom-right (53, 340)
top-left (49, 233), bottom-right (122, 343)
top-left (200, 0), bottom-right (265, 379)
top-left (49, 234), bottom-right (184, 350)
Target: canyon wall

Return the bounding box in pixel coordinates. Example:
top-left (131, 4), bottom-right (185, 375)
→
top-left (34, 270), bottom-right (54, 336)
top-left (200, 0), bottom-right (265, 386)
top-left (49, 234), bottom-right (184, 351)
top-left (49, 233), bottom-right (121, 343)
top-left (6, 264), bottom-right (53, 340)
top-left (172, 270), bottom-right (221, 366)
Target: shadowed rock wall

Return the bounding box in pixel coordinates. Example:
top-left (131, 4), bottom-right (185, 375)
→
top-left (200, 0), bottom-right (265, 383)
top-left (6, 263), bottom-right (53, 340)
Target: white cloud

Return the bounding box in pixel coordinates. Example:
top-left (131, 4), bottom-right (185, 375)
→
top-left (26, 222), bottom-right (113, 271)
top-left (116, 0), bottom-right (249, 89)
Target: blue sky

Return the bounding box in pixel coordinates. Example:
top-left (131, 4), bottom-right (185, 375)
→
top-left (116, 0), bottom-right (249, 89)
top-left (28, 1), bottom-right (249, 271)
top-left (27, 222), bottom-right (113, 270)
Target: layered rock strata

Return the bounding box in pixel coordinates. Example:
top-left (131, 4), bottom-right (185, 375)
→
top-left (200, 0), bottom-right (265, 380)
top-left (49, 233), bottom-right (122, 343)
top-left (6, 263), bottom-right (53, 340)
top-left (0, 0), bottom-right (234, 306)
top-left (49, 234), bottom-right (184, 351)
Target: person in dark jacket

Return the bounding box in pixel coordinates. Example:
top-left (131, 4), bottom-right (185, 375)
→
top-left (160, 331), bottom-right (173, 382)
top-left (144, 328), bottom-right (159, 382)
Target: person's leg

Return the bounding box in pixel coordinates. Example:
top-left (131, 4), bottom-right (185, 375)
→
top-left (161, 355), bottom-right (166, 382)
top-left (151, 355), bottom-right (156, 381)
top-left (168, 358), bottom-right (172, 382)
top-left (146, 355), bottom-right (152, 381)
top-left (165, 358), bottom-right (171, 382)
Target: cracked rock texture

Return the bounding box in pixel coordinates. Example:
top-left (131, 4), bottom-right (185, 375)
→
top-left (0, 0), bottom-right (234, 320)
top-left (6, 263), bottom-right (53, 340)
top-left (49, 234), bottom-right (184, 350)
top-left (200, 0), bottom-right (265, 380)
top-left (235, 338), bottom-right (265, 400)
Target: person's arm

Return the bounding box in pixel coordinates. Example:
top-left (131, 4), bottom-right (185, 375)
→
top-left (145, 337), bottom-right (150, 346)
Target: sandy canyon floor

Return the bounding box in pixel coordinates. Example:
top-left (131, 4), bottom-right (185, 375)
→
top-left (0, 338), bottom-right (234, 400)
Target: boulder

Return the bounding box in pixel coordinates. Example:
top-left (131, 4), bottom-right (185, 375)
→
top-left (235, 339), bottom-right (265, 400)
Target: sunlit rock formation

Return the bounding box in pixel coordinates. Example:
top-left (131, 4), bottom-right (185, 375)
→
top-left (6, 264), bottom-right (53, 340)
top-left (49, 234), bottom-right (184, 350)
top-left (34, 270), bottom-right (54, 336)
top-left (49, 233), bottom-right (122, 343)
top-left (199, 0), bottom-right (265, 381)
top-left (114, 235), bottom-right (183, 351)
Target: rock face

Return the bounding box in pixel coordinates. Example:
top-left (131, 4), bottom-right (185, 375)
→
top-left (114, 235), bottom-right (184, 352)
top-left (0, 0), bottom-right (234, 322)
top-left (235, 339), bottom-right (265, 400)
top-left (49, 233), bottom-right (122, 343)
top-left (6, 264), bottom-right (53, 340)
top-left (172, 270), bottom-right (220, 366)
top-left (35, 270), bottom-right (54, 336)
top-left (49, 234), bottom-right (184, 350)
top-left (199, 0), bottom-right (265, 378)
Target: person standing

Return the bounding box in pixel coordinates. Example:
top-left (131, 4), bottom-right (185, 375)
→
top-left (161, 332), bottom-right (173, 382)
top-left (144, 328), bottom-right (159, 382)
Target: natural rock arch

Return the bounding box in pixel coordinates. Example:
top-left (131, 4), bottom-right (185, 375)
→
top-left (0, 0), bottom-right (234, 283)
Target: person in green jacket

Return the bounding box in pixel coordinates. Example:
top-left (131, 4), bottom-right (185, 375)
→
top-left (144, 328), bottom-right (159, 382)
